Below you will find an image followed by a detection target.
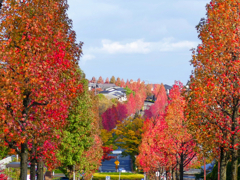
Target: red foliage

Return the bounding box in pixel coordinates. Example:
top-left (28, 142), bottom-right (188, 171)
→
top-left (97, 76), bottom-right (104, 84)
top-left (127, 94), bottom-right (136, 115)
top-left (102, 146), bottom-right (115, 162)
top-left (137, 82), bottom-right (196, 178)
top-left (120, 79), bottom-right (125, 87)
top-left (144, 84), bottom-right (167, 119)
top-left (116, 103), bottom-right (128, 122)
top-left (102, 78), bottom-right (147, 131)
top-left (90, 77), bottom-right (96, 83)
top-left (105, 78), bottom-right (110, 84)
top-left (115, 77), bottom-right (121, 86)
top-left (0, 165), bottom-right (8, 180)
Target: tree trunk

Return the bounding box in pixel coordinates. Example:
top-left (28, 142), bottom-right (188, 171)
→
top-left (172, 168), bottom-right (176, 180)
top-left (30, 144), bottom-right (36, 180)
top-left (67, 165), bottom-right (74, 180)
top-left (179, 153), bottom-right (184, 180)
top-left (30, 158), bottom-right (36, 180)
top-left (176, 164), bottom-right (179, 180)
top-left (37, 160), bottom-right (44, 180)
top-left (220, 147), bottom-right (227, 180)
top-left (20, 143), bottom-right (28, 180)
top-left (231, 144), bottom-right (238, 180)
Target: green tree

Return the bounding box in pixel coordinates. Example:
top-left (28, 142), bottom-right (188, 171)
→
top-left (113, 116), bottom-right (144, 169)
top-left (110, 76), bottom-right (116, 84)
top-left (57, 77), bottom-right (96, 179)
top-left (0, 141), bottom-right (9, 159)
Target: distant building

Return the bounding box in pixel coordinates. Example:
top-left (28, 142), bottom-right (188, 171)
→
top-left (88, 83), bottom-right (117, 91)
top-left (88, 83), bottom-right (127, 102)
top-left (99, 87), bottom-right (127, 102)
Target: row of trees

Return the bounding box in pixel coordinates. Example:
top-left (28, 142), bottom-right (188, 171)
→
top-left (101, 79), bottom-right (147, 131)
top-left (137, 0), bottom-right (240, 179)
top-left (0, 0), bottom-right (104, 180)
top-left (137, 83), bottom-right (196, 180)
top-left (83, 0), bottom-right (240, 180)
top-left (185, 0), bottom-right (240, 180)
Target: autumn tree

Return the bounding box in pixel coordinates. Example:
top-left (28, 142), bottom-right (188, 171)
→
top-left (57, 78), bottom-right (95, 179)
top-left (80, 92), bottom-right (103, 179)
top-left (91, 76), bottom-right (96, 83)
top-left (110, 76), bottom-right (116, 84)
top-left (138, 82), bottom-right (196, 180)
top-left (114, 116), bottom-right (144, 169)
top-left (98, 94), bottom-right (117, 116)
top-left (144, 84), bottom-right (167, 119)
top-left (185, 1), bottom-right (240, 179)
top-left (145, 84), bottom-right (153, 100)
top-left (97, 76), bottom-right (104, 84)
top-left (115, 77), bottom-right (121, 86)
top-left (0, 140), bottom-right (9, 159)
top-left (105, 77), bottom-right (110, 84)
top-left (0, 1), bottom-right (81, 180)
top-left (102, 146), bottom-right (115, 162)
top-left (121, 79), bottom-right (125, 87)
top-left (164, 82), bottom-right (196, 180)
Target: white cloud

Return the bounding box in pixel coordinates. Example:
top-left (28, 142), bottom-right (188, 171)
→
top-left (80, 54), bottom-right (95, 65)
top-left (100, 39), bottom-right (151, 54)
top-left (88, 38), bottom-right (197, 54)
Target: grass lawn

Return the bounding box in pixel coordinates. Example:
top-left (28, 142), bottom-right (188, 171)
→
top-left (93, 172), bottom-right (144, 180)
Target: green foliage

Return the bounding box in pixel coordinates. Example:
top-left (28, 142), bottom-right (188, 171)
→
top-left (114, 116), bottom-right (144, 158)
top-left (57, 77), bottom-right (95, 177)
top-left (98, 94), bottom-right (117, 116)
top-left (110, 76), bottom-right (116, 84)
top-left (4, 168), bottom-right (19, 180)
top-left (97, 94), bottom-right (105, 100)
top-left (100, 129), bottom-right (118, 150)
top-left (111, 98), bottom-right (118, 104)
top-left (53, 169), bottom-right (63, 174)
top-left (0, 144), bottom-right (10, 159)
top-left (124, 86), bottom-right (135, 96)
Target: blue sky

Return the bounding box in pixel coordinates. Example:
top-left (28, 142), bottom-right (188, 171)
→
top-left (67, 0), bottom-right (209, 85)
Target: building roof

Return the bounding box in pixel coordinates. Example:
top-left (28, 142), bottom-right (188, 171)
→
top-left (164, 84), bottom-right (172, 90)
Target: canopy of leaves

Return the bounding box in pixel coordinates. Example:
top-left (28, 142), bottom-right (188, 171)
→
top-left (57, 78), bottom-right (95, 177)
top-left (185, 0), bottom-right (240, 161)
top-left (0, 1), bottom-right (82, 176)
top-left (124, 86), bottom-right (135, 96)
top-left (113, 116), bottom-right (144, 158)
top-left (110, 76), bottom-right (116, 84)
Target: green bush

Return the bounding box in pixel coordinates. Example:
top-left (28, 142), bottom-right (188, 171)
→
top-left (93, 173), bottom-right (144, 180)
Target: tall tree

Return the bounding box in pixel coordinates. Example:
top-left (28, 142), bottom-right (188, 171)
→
top-left (81, 92), bottom-right (103, 179)
top-left (91, 77), bottom-right (96, 83)
top-left (0, 1), bottom-right (82, 180)
top-left (115, 77), bottom-right (121, 86)
top-left (114, 116), bottom-right (144, 169)
top-left (97, 76), bottom-right (104, 84)
top-left (185, 1), bottom-right (240, 179)
top-left (57, 78), bottom-right (95, 180)
top-left (105, 77), bottom-right (110, 84)
top-left (144, 84), bottom-right (167, 119)
top-left (121, 78), bottom-right (125, 87)
top-left (165, 82), bottom-right (196, 180)
top-left (110, 76), bottom-right (116, 84)
top-left (138, 82), bottom-right (196, 180)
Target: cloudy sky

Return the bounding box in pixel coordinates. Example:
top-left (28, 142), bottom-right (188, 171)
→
top-left (67, 0), bottom-right (209, 85)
